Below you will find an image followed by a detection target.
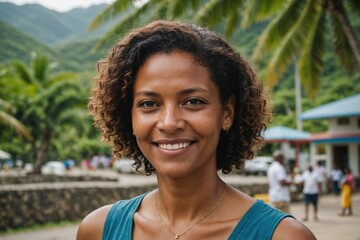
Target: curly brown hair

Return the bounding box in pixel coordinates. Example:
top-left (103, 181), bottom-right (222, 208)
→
top-left (88, 20), bottom-right (271, 175)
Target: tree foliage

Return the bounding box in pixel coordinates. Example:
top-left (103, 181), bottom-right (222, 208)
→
top-left (90, 0), bottom-right (360, 99)
top-left (0, 53), bottom-right (92, 172)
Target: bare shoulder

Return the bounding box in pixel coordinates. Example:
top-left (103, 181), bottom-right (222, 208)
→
top-left (272, 217), bottom-right (316, 240)
top-left (76, 204), bottom-right (113, 240)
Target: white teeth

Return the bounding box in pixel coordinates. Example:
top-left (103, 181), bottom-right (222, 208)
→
top-left (158, 142), bottom-right (190, 150)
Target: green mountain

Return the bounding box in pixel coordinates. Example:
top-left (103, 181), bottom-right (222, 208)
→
top-left (0, 1), bottom-right (359, 113)
top-left (0, 2), bottom-right (115, 46)
top-left (0, 20), bottom-right (55, 64)
top-left (0, 18), bottom-right (109, 73)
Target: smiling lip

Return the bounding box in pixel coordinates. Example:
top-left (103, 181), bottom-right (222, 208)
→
top-left (153, 139), bottom-right (195, 152)
top-left (158, 142), bottom-right (191, 150)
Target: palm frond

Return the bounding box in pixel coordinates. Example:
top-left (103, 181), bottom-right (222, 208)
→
top-left (166, 0), bottom-right (203, 18)
top-left (195, 0), bottom-right (244, 27)
top-left (46, 72), bottom-right (77, 87)
top-left (0, 98), bottom-right (16, 113)
top-left (57, 109), bottom-right (89, 130)
top-left (330, 14), bottom-right (357, 73)
top-left (0, 110), bottom-right (32, 141)
top-left (224, 11), bottom-right (239, 38)
top-left (49, 90), bottom-right (84, 117)
top-left (242, 0), bottom-right (288, 28)
top-left (88, 0), bottom-right (135, 31)
top-left (12, 61), bottom-right (33, 84)
top-left (299, 9), bottom-right (327, 99)
top-left (252, 0), bottom-right (305, 62)
top-left (167, 0), bottom-right (188, 18)
top-left (265, 0), bottom-right (323, 88)
top-left (155, 1), bottom-right (173, 19)
top-left (32, 54), bottom-right (48, 83)
top-left (94, 1), bottom-right (156, 50)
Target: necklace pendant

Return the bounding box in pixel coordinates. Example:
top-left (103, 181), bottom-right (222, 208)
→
top-left (175, 235), bottom-right (179, 239)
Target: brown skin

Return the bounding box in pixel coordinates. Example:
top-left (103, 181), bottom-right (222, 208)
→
top-left (77, 51), bottom-right (315, 240)
top-left (77, 188), bottom-right (316, 240)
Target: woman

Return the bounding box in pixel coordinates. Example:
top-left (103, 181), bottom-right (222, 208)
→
top-left (77, 20), bottom-right (315, 240)
top-left (340, 168), bottom-right (355, 216)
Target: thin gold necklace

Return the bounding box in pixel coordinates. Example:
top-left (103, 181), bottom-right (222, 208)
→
top-left (155, 184), bottom-right (226, 239)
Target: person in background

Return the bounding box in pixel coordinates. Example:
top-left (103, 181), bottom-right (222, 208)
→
top-left (339, 168), bottom-right (356, 216)
top-left (267, 150), bottom-right (292, 213)
top-left (291, 167), bottom-right (304, 201)
top-left (301, 165), bottom-right (322, 221)
top-left (315, 161), bottom-right (327, 193)
top-left (76, 20), bottom-right (315, 240)
top-left (331, 166), bottom-right (343, 195)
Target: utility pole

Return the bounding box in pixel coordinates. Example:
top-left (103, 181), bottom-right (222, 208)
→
top-left (295, 63), bottom-right (302, 131)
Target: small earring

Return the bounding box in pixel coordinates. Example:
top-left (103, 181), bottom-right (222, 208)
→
top-left (226, 125), bottom-right (230, 135)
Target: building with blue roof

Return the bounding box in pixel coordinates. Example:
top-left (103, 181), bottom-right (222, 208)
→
top-left (301, 93), bottom-right (360, 120)
top-left (300, 93), bottom-right (360, 177)
top-left (263, 126), bottom-right (310, 171)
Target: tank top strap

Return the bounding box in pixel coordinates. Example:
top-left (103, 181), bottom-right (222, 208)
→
top-left (228, 200), bottom-right (293, 240)
top-left (103, 193), bottom-right (147, 240)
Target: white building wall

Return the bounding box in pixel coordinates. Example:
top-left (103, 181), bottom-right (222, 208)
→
top-left (310, 116), bottom-right (360, 177)
top-left (328, 117), bottom-right (360, 134)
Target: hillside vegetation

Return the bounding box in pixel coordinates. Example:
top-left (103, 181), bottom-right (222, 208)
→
top-left (0, 2), bottom-right (117, 46)
top-left (0, 20), bottom-right (55, 64)
top-left (0, 2), bottom-right (359, 128)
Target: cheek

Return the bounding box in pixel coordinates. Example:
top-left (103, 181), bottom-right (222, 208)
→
top-left (131, 111), bottom-right (155, 138)
top-left (189, 114), bottom-right (223, 137)
top-left (132, 113), bottom-right (142, 136)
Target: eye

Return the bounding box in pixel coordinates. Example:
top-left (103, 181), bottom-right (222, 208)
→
top-left (137, 100), bottom-right (159, 108)
top-left (184, 98), bottom-right (206, 106)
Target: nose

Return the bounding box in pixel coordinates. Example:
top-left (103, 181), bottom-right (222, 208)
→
top-left (156, 104), bottom-right (185, 133)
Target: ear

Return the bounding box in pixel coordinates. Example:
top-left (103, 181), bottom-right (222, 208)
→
top-left (222, 95), bottom-right (235, 131)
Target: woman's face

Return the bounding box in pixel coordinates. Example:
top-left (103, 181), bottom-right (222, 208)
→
top-left (132, 50), bottom-right (233, 177)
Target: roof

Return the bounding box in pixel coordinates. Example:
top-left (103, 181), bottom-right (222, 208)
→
top-left (310, 132), bottom-right (360, 144)
top-left (263, 126), bottom-right (310, 143)
top-left (301, 93), bottom-right (360, 120)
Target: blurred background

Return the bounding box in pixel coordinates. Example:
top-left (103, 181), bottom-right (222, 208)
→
top-left (0, 0), bottom-right (359, 238)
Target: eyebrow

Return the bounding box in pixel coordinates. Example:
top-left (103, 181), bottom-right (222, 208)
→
top-left (134, 87), bottom-right (209, 97)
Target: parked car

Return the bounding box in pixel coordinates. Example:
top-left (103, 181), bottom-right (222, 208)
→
top-left (114, 158), bottom-right (138, 174)
top-left (41, 161), bottom-right (66, 175)
top-left (243, 156), bottom-right (273, 176)
top-left (24, 163), bottom-right (34, 173)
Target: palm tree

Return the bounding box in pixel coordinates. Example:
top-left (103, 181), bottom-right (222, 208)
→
top-left (0, 65), bottom-right (32, 140)
top-left (0, 98), bottom-right (32, 140)
top-left (251, 0), bottom-right (360, 99)
top-left (12, 53), bottom-right (84, 173)
top-left (90, 0), bottom-right (360, 99)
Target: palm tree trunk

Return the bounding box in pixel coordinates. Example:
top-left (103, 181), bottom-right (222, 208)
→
top-left (327, 0), bottom-right (360, 67)
top-left (295, 63), bottom-right (302, 131)
top-left (33, 129), bottom-right (52, 173)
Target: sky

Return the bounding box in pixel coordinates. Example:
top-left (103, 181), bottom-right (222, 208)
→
top-left (0, 0), bottom-right (116, 12)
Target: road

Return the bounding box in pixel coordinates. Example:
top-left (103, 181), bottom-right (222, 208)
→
top-left (0, 173), bottom-right (359, 240)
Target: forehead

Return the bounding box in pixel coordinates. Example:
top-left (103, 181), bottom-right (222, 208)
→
top-left (133, 51), bottom-right (219, 95)
top-left (136, 50), bottom-right (203, 77)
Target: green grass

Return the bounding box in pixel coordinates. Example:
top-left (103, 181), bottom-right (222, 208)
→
top-left (0, 220), bottom-right (81, 236)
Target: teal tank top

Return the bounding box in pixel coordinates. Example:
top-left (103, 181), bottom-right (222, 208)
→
top-left (103, 193), bottom-right (292, 240)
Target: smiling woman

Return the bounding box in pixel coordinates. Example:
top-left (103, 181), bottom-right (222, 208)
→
top-left (77, 20), bottom-right (316, 240)
top-left (131, 51), bottom-right (227, 178)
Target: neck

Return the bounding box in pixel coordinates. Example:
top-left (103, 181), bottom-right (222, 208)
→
top-left (156, 174), bottom-right (224, 223)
